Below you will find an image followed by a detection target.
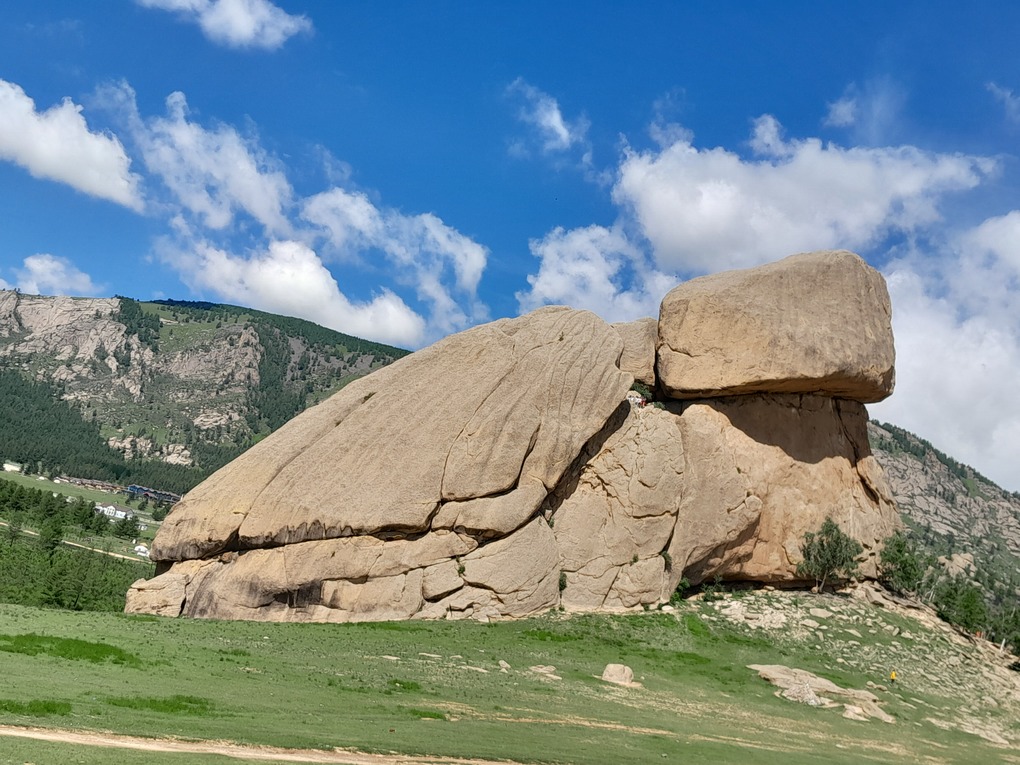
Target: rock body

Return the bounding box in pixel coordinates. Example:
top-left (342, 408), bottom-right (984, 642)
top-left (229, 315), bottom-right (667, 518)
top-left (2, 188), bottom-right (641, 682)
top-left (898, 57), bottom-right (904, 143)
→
top-left (611, 318), bottom-right (657, 387)
top-left (127, 250), bottom-right (901, 622)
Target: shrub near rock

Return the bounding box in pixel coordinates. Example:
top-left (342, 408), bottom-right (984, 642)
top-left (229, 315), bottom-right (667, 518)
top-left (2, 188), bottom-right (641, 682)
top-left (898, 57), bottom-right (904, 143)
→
top-left (797, 517), bottom-right (863, 592)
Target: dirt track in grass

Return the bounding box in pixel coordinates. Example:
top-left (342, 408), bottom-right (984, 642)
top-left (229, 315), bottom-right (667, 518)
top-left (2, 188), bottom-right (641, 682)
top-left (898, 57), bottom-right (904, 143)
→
top-left (0, 725), bottom-right (526, 765)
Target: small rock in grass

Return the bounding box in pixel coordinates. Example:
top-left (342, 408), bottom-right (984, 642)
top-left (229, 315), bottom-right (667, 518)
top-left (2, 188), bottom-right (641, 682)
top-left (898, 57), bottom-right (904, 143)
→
top-left (530, 665), bottom-right (561, 680)
top-left (843, 704), bottom-right (869, 721)
top-left (601, 663), bottom-right (641, 687)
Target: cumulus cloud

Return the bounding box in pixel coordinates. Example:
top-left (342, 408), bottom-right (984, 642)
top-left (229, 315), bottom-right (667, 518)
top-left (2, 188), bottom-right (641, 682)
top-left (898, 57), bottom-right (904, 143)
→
top-left (168, 238), bottom-right (425, 347)
top-left (955, 211), bottom-right (1020, 325)
top-left (136, 0), bottom-right (311, 50)
top-left (870, 252), bottom-right (1020, 492)
top-left (987, 82), bottom-right (1020, 124)
top-left (516, 225), bottom-right (674, 321)
top-left (12, 254), bottom-right (103, 296)
top-left (95, 82), bottom-right (488, 345)
top-left (303, 188), bottom-right (489, 337)
top-left (613, 114), bottom-right (995, 275)
top-left (506, 78), bottom-right (590, 156)
top-left (0, 79), bottom-right (142, 210)
top-left (107, 84), bottom-right (292, 233)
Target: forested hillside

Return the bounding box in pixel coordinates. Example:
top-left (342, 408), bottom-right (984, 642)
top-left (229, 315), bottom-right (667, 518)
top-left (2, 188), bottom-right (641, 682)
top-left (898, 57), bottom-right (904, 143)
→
top-left (0, 369), bottom-right (213, 493)
top-left (0, 291), bottom-right (408, 493)
top-left (869, 420), bottom-right (1020, 650)
top-left (0, 479), bottom-right (151, 611)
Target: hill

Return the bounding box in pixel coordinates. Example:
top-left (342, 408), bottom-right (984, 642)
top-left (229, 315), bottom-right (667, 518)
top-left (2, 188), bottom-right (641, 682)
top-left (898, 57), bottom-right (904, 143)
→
top-left (869, 420), bottom-right (1020, 563)
top-left (867, 420), bottom-right (1020, 651)
top-left (0, 291), bottom-right (408, 493)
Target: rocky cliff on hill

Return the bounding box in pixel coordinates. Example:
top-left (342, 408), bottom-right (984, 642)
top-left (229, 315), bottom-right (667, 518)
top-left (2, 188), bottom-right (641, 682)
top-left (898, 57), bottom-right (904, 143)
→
top-left (869, 421), bottom-right (1020, 567)
top-left (0, 292), bottom-right (406, 487)
top-left (127, 250), bottom-right (902, 622)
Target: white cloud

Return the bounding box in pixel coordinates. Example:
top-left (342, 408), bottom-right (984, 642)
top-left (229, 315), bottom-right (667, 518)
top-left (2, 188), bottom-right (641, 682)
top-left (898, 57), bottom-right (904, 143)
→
top-left (961, 210), bottom-right (1020, 273)
top-left (613, 115), bottom-right (994, 275)
top-left (954, 211), bottom-right (1020, 325)
top-left (168, 238), bottom-right (425, 347)
top-left (823, 80), bottom-right (906, 145)
top-left (870, 254), bottom-right (1020, 492)
top-left (303, 188), bottom-right (489, 338)
top-left (506, 78), bottom-right (590, 155)
top-left (97, 82), bottom-right (488, 345)
top-left (109, 85), bottom-right (292, 233)
top-left (824, 95), bottom-right (858, 128)
top-left (987, 82), bottom-right (1020, 124)
top-left (136, 0), bottom-right (311, 50)
top-left (0, 79), bottom-right (142, 210)
top-left (516, 225), bottom-right (675, 322)
top-left (13, 254), bottom-right (103, 296)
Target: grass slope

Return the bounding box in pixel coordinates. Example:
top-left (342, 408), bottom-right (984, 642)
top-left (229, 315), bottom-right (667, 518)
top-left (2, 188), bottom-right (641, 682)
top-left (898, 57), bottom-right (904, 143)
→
top-left (0, 592), bottom-right (1013, 765)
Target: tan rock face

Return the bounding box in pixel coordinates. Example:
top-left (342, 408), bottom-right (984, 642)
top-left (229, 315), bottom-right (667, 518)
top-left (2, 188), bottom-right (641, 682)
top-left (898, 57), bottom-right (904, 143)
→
top-left (668, 394), bottom-right (899, 585)
top-left (135, 307), bottom-right (632, 621)
top-left (553, 405), bottom-right (682, 611)
top-left (129, 252), bottom-right (902, 623)
top-left (612, 318), bottom-right (657, 387)
top-left (657, 250), bottom-right (895, 403)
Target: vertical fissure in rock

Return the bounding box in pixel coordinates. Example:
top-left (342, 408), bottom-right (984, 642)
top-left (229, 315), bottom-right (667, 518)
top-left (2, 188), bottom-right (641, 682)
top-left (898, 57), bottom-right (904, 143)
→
top-left (541, 400), bottom-right (631, 523)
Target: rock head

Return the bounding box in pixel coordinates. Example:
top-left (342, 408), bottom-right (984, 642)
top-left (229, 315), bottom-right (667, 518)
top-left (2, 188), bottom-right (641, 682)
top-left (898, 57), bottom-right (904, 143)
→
top-left (128, 250), bottom-right (901, 622)
top-left (657, 250), bottom-right (895, 402)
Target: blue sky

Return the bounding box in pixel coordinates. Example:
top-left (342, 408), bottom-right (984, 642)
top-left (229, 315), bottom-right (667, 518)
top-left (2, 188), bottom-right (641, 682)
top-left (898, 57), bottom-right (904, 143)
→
top-left (1, 1), bottom-right (1019, 490)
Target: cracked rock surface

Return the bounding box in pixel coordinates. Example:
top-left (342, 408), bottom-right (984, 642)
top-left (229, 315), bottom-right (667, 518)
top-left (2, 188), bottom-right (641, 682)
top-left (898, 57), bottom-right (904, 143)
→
top-left (128, 251), bottom-right (901, 622)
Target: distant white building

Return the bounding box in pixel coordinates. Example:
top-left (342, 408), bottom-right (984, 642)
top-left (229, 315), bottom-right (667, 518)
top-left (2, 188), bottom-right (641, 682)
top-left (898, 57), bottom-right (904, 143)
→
top-left (3, 461), bottom-right (22, 473)
top-left (133, 544), bottom-right (149, 558)
top-left (95, 503), bottom-right (133, 520)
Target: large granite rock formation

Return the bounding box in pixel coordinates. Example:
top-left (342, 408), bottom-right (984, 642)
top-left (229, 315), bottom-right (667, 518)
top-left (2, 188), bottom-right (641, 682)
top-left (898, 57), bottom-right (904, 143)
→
top-left (127, 250), bottom-right (901, 622)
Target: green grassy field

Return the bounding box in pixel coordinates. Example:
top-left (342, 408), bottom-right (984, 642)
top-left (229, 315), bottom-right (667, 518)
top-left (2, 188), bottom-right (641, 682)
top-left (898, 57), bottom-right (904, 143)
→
top-left (0, 472), bottom-right (125, 509)
top-left (0, 596), bottom-right (1009, 765)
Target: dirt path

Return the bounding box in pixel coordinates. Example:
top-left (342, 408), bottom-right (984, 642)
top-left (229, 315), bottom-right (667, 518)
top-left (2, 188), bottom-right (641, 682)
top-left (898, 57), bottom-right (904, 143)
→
top-left (0, 725), bottom-right (523, 764)
top-left (61, 539), bottom-right (141, 561)
top-left (0, 521), bottom-right (142, 561)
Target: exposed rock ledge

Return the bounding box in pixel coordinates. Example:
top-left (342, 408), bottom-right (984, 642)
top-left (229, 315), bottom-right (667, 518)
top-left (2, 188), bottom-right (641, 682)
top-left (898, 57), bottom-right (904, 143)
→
top-left (127, 250), bottom-right (900, 622)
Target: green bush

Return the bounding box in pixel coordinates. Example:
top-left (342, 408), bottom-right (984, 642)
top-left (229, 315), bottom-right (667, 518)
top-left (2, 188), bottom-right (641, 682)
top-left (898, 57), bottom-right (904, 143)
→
top-left (796, 517), bottom-right (862, 592)
top-left (0, 633), bottom-right (141, 666)
top-left (106, 695), bottom-right (212, 714)
top-left (0, 698), bottom-right (71, 716)
top-left (879, 531), bottom-right (930, 595)
top-left (701, 575), bottom-right (724, 602)
top-left (932, 575), bottom-right (988, 633)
